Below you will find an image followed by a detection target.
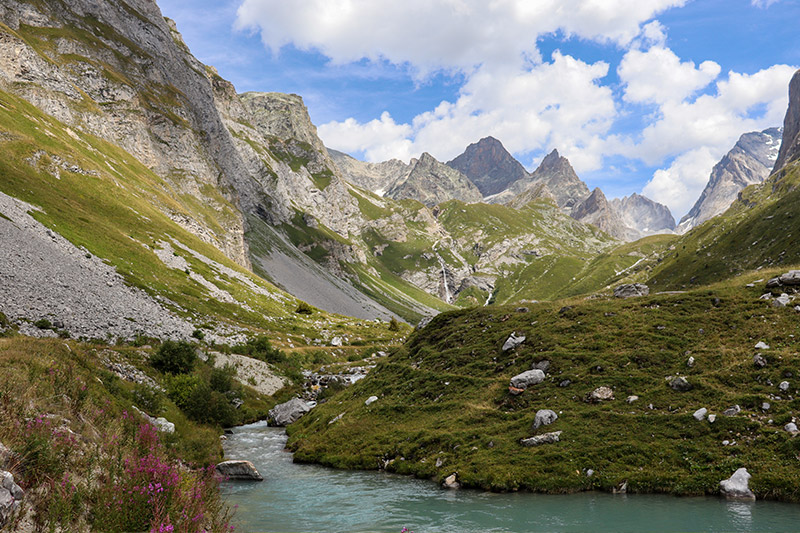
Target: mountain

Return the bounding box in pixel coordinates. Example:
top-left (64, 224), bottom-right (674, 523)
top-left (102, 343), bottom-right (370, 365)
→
top-left (677, 128), bottom-right (782, 233)
top-left (385, 152), bottom-right (483, 207)
top-left (612, 193), bottom-right (676, 235)
top-left (773, 69), bottom-right (800, 172)
top-left (328, 148), bottom-right (411, 195)
top-left (571, 188), bottom-right (634, 241)
top-left (446, 136), bottom-right (529, 196)
top-left (529, 149), bottom-right (592, 211)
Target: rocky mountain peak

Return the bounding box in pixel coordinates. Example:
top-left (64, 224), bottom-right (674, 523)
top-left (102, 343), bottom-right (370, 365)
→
top-left (240, 92), bottom-right (326, 155)
top-left (571, 188), bottom-right (630, 241)
top-left (530, 149), bottom-right (590, 211)
top-left (446, 136), bottom-right (528, 196)
top-left (611, 193), bottom-right (675, 234)
top-left (773, 69), bottom-right (800, 173)
top-left (678, 127), bottom-right (783, 232)
top-left (387, 152), bottom-right (483, 207)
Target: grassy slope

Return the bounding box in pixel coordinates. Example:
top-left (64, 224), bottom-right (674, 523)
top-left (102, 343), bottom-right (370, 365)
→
top-left (286, 269), bottom-right (800, 501)
top-left (649, 162), bottom-right (800, 290)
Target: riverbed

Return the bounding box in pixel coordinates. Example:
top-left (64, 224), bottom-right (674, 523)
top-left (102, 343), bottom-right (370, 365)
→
top-left (222, 421), bottom-right (800, 533)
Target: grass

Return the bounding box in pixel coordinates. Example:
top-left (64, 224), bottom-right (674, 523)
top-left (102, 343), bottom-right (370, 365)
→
top-left (286, 270), bottom-right (800, 501)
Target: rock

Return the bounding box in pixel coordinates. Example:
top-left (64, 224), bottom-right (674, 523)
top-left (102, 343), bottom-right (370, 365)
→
top-left (753, 354), bottom-right (767, 368)
top-left (626, 395), bottom-right (639, 404)
top-left (773, 293), bottom-right (791, 307)
top-left (533, 409), bottom-right (558, 429)
top-left (215, 460), bottom-right (263, 481)
top-left (785, 422), bottom-right (798, 433)
top-left (268, 398), bottom-right (314, 426)
top-left (152, 417), bottom-right (175, 433)
top-left (416, 316), bottom-right (435, 330)
top-left (435, 457), bottom-right (445, 468)
top-left (693, 407), bottom-right (708, 421)
top-left (509, 369), bottom-right (545, 390)
top-left (779, 270), bottom-right (800, 286)
top-left (586, 469), bottom-right (594, 477)
top-left (766, 277), bottom-right (782, 288)
top-left (687, 356), bottom-right (695, 367)
top-left (502, 333), bottom-right (526, 351)
top-left (780, 381), bottom-right (790, 392)
top-left (586, 386), bottom-right (614, 403)
top-left (0, 470), bottom-right (23, 526)
top-left (330, 336), bottom-right (343, 347)
top-left (365, 395), bottom-right (378, 406)
top-left (516, 307), bottom-right (530, 313)
top-left (755, 341), bottom-right (770, 350)
top-left (722, 405), bottom-right (741, 416)
top-left (521, 431), bottom-right (562, 446)
top-left (669, 376), bottom-right (693, 392)
top-left (759, 402), bottom-right (770, 412)
top-left (533, 360), bottom-right (551, 372)
top-left (708, 414), bottom-right (717, 423)
top-left (442, 473), bottom-right (460, 489)
top-left (613, 481), bottom-right (628, 494)
top-left (559, 379), bottom-right (572, 388)
top-left (719, 468), bottom-right (756, 501)
top-left (759, 293), bottom-right (773, 300)
top-left (613, 283), bottom-right (650, 298)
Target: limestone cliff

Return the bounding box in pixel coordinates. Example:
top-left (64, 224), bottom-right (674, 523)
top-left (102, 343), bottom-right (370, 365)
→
top-left (612, 193), bottom-right (676, 236)
top-left (571, 188), bottom-right (634, 241)
top-left (774, 69), bottom-right (800, 172)
top-left (329, 149), bottom-right (411, 195)
top-left (386, 153), bottom-right (483, 207)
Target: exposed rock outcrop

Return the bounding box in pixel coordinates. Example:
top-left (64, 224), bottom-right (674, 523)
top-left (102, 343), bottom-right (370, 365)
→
top-left (329, 149), bottom-right (411, 195)
top-left (216, 460), bottom-right (264, 481)
top-left (611, 193), bottom-right (676, 235)
top-left (386, 153), bottom-right (483, 207)
top-left (268, 398), bottom-right (315, 426)
top-left (679, 128), bottom-right (782, 232)
top-left (773, 69), bottom-right (800, 172)
top-left (446, 136), bottom-right (529, 196)
top-left (571, 188), bottom-right (633, 241)
top-left (719, 468), bottom-right (755, 500)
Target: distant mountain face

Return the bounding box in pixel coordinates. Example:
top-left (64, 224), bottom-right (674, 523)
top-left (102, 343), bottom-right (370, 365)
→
top-left (530, 150), bottom-right (591, 212)
top-left (571, 188), bottom-right (635, 241)
top-left (386, 152), bottom-right (483, 207)
top-left (328, 149), bottom-right (411, 195)
top-left (446, 136), bottom-right (529, 196)
top-left (612, 193), bottom-right (676, 235)
top-left (678, 128), bottom-right (782, 233)
top-left (774, 69), bottom-right (800, 173)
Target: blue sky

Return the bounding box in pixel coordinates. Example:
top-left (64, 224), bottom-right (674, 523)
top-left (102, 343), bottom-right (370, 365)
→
top-left (157, 0), bottom-right (800, 218)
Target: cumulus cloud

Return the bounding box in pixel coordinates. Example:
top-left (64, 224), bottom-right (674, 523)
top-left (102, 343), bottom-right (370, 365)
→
top-left (235, 0), bottom-right (686, 75)
top-left (751, 0), bottom-right (780, 7)
top-left (641, 148), bottom-right (719, 216)
top-left (318, 112), bottom-right (414, 162)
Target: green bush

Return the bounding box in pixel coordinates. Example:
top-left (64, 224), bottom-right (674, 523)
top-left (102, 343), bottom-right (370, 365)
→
top-left (210, 364), bottom-right (236, 394)
top-left (166, 373), bottom-right (202, 410)
top-left (182, 382), bottom-right (237, 428)
top-left (191, 329), bottom-right (205, 340)
top-left (388, 316), bottom-right (401, 331)
top-left (131, 383), bottom-right (163, 415)
top-left (295, 301), bottom-right (314, 315)
top-left (34, 318), bottom-right (52, 330)
top-left (234, 336), bottom-right (285, 364)
top-left (151, 340), bottom-right (197, 374)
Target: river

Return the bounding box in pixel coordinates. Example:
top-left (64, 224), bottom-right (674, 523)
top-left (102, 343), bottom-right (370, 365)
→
top-left (222, 421), bottom-right (800, 533)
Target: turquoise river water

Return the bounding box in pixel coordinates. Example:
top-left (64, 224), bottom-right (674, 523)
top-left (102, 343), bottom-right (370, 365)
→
top-left (222, 421), bottom-right (800, 532)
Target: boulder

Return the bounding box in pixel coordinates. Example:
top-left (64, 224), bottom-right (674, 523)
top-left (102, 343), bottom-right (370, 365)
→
top-left (558, 379), bottom-right (571, 388)
top-left (502, 333), bottom-right (526, 351)
top-left (708, 414), bottom-right (717, 423)
top-left (442, 473), bottom-right (460, 489)
top-left (779, 381), bottom-right (790, 392)
top-left (268, 398), bottom-right (314, 426)
top-left (365, 395), bottom-right (378, 406)
top-left (626, 395), bottom-right (639, 404)
top-left (152, 417), bottom-right (175, 434)
top-left (509, 369), bottom-right (545, 390)
top-left (215, 460), bottom-right (263, 481)
top-left (613, 283), bottom-right (650, 298)
top-left (521, 431), bottom-right (562, 446)
top-left (330, 336), bottom-right (343, 347)
top-left (533, 360), bottom-right (551, 372)
top-left (722, 405), bottom-right (741, 417)
top-left (669, 376), bottom-right (693, 392)
top-left (693, 407), bottom-right (708, 421)
top-left (753, 354), bottom-right (767, 368)
top-left (533, 409), bottom-right (558, 429)
top-left (766, 277), bottom-right (782, 288)
top-left (779, 270), bottom-right (800, 285)
top-left (686, 356), bottom-right (695, 368)
top-left (0, 470), bottom-right (23, 526)
top-left (719, 468), bottom-right (756, 501)
top-left (755, 341), bottom-right (770, 350)
top-left (761, 402), bottom-right (771, 411)
top-left (785, 422), bottom-right (798, 433)
top-left (586, 386), bottom-right (614, 403)
top-left (773, 293), bottom-right (791, 307)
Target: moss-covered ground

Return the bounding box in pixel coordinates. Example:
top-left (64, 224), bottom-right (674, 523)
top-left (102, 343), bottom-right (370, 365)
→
top-left (286, 269), bottom-right (800, 501)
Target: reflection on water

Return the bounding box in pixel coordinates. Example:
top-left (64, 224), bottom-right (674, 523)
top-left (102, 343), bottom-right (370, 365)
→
top-left (222, 422), bottom-right (800, 533)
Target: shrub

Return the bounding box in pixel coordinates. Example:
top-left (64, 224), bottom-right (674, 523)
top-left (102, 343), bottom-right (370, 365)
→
top-left (34, 318), bottom-right (52, 330)
top-left (209, 364), bottom-right (236, 394)
top-left (388, 316), bottom-right (401, 331)
top-left (150, 340), bottom-right (197, 375)
top-left (295, 301), bottom-right (314, 315)
top-left (191, 328), bottom-right (205, 340)
top-left (234, 335), bottom-right (285, 364)
top-left (166, 374), bottom-right (202, 411)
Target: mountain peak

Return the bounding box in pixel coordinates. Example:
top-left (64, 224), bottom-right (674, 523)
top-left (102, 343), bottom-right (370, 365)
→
top-left (446, 136), bottom-right (528, 196)
top-left (773, 69), bottom-right (800, 173)
top-left (530, 149), bottom-right (589, 210)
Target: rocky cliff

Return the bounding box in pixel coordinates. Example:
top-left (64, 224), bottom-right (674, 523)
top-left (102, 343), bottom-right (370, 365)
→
top-left (571, 188), bottom-right (634, 241)
top-left (612, 193), bottom-right (676, 235)
top-left (678, 128), bottom-right (782, 232)
top-left (446, 136), bottom-right (528, 196)
top-left (773, 69), bottom-right (800, 172)
top-left (386, 152), bottom-right (483, 207)
top-left (328, 148), bottom-right (411, 195)
top-left (528, 150), bottom-right (591, 211)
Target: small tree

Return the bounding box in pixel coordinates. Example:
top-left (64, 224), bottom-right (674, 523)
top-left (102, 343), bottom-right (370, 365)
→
top-left (388, 316), bottom-right (401, 332)
top-left (151, 340), bottom-right (197, 374)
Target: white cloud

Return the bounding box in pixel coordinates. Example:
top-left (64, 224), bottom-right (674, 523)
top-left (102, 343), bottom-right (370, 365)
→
top-left (642, 148), bottom-right (719, 216)
top-left (619, 46), bottom-right (721, 105)
top-left (751, 0), bottom-right (780, 7)
top-left (235, 0), bottom-right (686, 76)
top-left (318, 112), bottom-right (414, 162)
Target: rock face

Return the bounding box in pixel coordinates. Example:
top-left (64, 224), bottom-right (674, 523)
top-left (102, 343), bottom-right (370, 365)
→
top-left (571, 188), bottom-right (633, 241)
top-left (328, 149), bottom-right (411, 195)
top-left (614, 283), bottom-right (650, 298)
top-left (529, 150), bottom-right (591, 212)
top-left (719, 468), bottom-right (756, 501)
top-left (268, 398), bottom-right (314, 426)
top-left (611, 193), bottom-right (676, 235)
top-left (387, 153), bottom-right (483, 207)
top-left (679, 128), bottom-right (783, 232)
top-left (215, 460), bottom-right (264, 481)
top-left (0, 470), bottom-right (23, 526)
top-left (773, 69), bottom-right (800, 173)
top-left (446, 136), bottom-right (529, 196)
